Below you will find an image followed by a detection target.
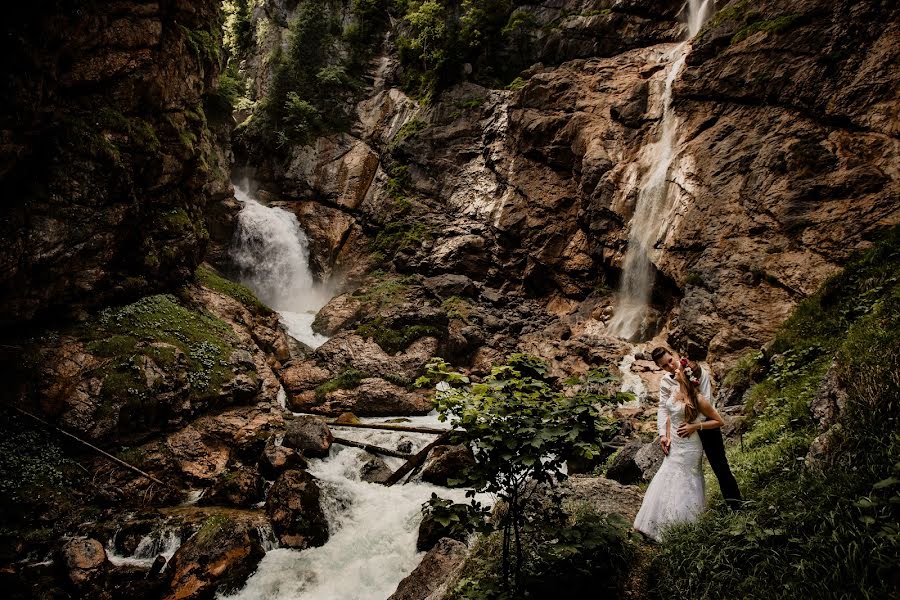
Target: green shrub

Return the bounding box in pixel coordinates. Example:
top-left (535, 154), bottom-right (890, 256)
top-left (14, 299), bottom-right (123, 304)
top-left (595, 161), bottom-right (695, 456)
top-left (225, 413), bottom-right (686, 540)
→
top-left (314, 368), bottom-right (368, 400)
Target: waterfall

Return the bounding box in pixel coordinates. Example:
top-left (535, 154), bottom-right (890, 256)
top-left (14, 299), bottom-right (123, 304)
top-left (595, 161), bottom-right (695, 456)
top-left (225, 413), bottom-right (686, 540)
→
top-left (221, 415), bottom-right (486, 600)
top-left (607, 2), bottom-right (714, 340)
top-left (230, 183), bottom-right (331, 348)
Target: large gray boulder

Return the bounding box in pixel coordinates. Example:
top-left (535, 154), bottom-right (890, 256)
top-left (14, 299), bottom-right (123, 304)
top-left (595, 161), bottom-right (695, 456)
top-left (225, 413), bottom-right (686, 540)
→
top-left (388, 538), bottom-right (468, 600)
top-left (282, 415), bottom-right (334, 458)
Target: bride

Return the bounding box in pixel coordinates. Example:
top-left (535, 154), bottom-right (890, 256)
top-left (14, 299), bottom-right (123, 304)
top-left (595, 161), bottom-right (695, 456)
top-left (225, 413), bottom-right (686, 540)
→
top-left (633, 361), bottom-right (725, 541)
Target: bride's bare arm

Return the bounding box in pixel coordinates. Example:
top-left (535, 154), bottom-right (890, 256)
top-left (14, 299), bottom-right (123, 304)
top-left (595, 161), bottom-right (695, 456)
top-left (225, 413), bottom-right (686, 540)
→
top-left (676, 394), bottom-right (725, 437)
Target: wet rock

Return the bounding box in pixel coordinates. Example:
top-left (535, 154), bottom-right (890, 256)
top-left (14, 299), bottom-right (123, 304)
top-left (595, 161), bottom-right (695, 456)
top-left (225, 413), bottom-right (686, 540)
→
top-left (388, 538), bottom-right (468, 600)
top-left (635, 440), bottom-right (665, 482)
top-left (296, 377), bottom-right (433, 417)
top-left (282, 415), bottom-right (334, 458)
top-left (416, 506), bottom-right (470, 552)
top-left (421, 445), bottom-right (476, 487)
top-left (360, 455), bottom-right (393, 484)
top-left (198, 467), bottom-right (265, 508)
top-left (258, 441), bottom-right (307, 480)
top-left (312, 293), bottom-right (363, 335)
top-left (265, 469), bottom-right (329, 549)
top-left (163, 513), bottom-right (266, 600)
top-left (334, 411), bottom-right (361, 424)
top-left (61, 537), bottom-right (107, 587)
top-left (605, 439), bottom-right (644, 485)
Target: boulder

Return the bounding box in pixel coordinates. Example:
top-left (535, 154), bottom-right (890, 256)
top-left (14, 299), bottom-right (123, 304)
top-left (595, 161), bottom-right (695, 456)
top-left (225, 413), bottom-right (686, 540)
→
top-left (359, 455), bottom-right (393, 484)
top-left (634, 440), bottom-right (665, 482)
top-left (555, 476), bottom-right (644, 522)
top-left (265, 469), bottom-right (329, 549)
top-left (163, 513), bottom-right (266, 600)
top-left (604, 439), bottom-right (644, 485)
top-left (258, 441), bottom-right (307, 480)
top-left (198, 467), bottom-right (265, 508)
top-left (388, 538), bottom-right (468, 600)
top-left (296, 377), bottom-right (433, 417)
top-left (416, 507), bottom-right (470, 552)
top-left (334, 412), bottom-right (361, 424)
top-left (61, 537), bottom-right (107, 587)
top-left (421, 445), bottom-right (476, 487)
top-left (424, 274), bottom-right (477, 300)
top-left (282, 415), bottom-right (334, 458)
top-left (312, 293), bottom-right (363, 335)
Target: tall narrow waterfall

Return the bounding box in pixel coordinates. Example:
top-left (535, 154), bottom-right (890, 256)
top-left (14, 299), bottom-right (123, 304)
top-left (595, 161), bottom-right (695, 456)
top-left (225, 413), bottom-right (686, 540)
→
top-left (606, 2), bottom-right (713, 340)
top-left (230, 183), bottom-right (331, 348)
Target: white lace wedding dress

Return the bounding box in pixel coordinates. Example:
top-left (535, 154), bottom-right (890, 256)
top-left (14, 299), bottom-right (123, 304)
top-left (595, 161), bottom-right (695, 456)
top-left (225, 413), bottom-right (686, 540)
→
top-left (633, 395), bottom-right (706, 541)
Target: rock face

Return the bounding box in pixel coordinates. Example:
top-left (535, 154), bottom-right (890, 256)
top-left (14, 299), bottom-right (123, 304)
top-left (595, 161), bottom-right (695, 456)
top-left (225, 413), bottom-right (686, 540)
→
top-left (388, 538), bottom-right (468, 600)
top-left (421, 446), bottom-right (476, 488)
top-left (605, 439), bottom-right (645, 485)
top-left (0, 2), bottom-right (231, 326)
top-left (265, 469), bottom-right (329, 549)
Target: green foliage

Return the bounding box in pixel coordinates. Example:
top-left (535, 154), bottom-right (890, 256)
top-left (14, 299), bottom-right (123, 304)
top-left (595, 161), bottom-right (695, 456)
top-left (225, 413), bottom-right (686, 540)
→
top-left (352, 272), bottom-right (416, 308)
top-left (681, 271), bottom-right (704, 287)
top-left (195, 265), bottom-right (273, 315)
top-left (222, 0), bottom-right (254, 59)
top-left (721, 349), bottom-right (764, 390)
top-left (372, 220), bottom-right (433, 255)
top-left (449, 503), bottom-right (636, 599)
top-left (442, 295), bottom-right (473, 322)
top-left (356, 318), bottom-right (443, 354)
top-left (422, 492), bottom-right (491, 535)
top-left (0, 414), bottom-right (79, 507)
top-left (314, 368), bottom-right (368, 400)
top-left (430, 354), bottom-right (621, 593)
top-left (651, 227), bottom-right (900, 600)
top-left (732, 14), bottom-right (803, 44)
top-left (179, 24), bottom-right (221, 63)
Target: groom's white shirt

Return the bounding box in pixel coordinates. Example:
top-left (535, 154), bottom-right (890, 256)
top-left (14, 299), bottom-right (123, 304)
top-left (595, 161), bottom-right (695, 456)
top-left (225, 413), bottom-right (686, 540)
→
top-left (657, 367), bottom-right (712, 438)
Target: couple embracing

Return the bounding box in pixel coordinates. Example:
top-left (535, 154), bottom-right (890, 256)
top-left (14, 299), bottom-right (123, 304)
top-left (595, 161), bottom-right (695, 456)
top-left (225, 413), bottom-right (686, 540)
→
top-left (633, 347), bottom-right (742, 541)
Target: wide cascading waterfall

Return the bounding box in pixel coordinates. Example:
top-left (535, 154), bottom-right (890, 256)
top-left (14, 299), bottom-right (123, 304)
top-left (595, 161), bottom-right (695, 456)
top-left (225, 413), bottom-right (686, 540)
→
top-left (230, 183), bottom-right (331, 348)
top-left (606, 3), bottom-right (714, 340)
top-left (221, 416), bottom-right (484, 600)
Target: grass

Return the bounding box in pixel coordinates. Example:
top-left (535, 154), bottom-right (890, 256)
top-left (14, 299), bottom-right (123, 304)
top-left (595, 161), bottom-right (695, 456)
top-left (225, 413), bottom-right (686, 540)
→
top-left (442, 296), bottom-right (473, 323)
top-left (732, 14), bottom-right (803, 44)
top-left (195, 265), bottom-right (274, 315)
top-left (651, 226), bottom-right (900, 599)
top-left (356, 318), bottom-right (443, 355)
top-left (314, 368), bottom-right (368, 401)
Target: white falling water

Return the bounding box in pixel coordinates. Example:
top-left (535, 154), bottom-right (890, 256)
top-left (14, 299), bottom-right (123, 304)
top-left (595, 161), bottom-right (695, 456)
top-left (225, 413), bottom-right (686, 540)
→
top-left (231, 183), bottom-right (331, 348)
top-left (616, 348), bottom-right (647, 407)
top-left (106, 529), bottom-right (182, 569)
top-left (607, 2), bottom-right (714, 340)
top-left (221, 415), bottom-right (484, 600)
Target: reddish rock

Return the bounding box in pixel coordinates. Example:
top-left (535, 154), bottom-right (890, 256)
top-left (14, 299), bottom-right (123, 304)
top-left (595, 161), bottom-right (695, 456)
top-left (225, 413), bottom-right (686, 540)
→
top-left (282, 415), bottom-right (334, 458)
top-left (265, 470), bottom-right (329, 549)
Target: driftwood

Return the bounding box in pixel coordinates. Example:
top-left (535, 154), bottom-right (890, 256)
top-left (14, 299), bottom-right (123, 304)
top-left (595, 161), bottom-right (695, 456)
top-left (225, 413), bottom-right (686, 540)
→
top-left (383, 431), bottom-right (451, 487)
top-left (12, 407), bottom-right (170, 488)
top-left (332, 437), bottom-right (412, 459)
top-left (326, 420), bottom-right (450, 435)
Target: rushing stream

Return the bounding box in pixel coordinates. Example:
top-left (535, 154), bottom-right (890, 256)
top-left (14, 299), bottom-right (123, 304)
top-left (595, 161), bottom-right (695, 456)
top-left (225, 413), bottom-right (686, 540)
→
top-left (218, 182), bottom-right (483, 599)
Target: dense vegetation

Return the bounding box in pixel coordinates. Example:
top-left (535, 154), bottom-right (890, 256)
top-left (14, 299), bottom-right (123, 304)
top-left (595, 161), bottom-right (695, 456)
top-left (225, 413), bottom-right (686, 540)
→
top-left (651, 226), bottom-right (900, 599)
top-left (420, 355), bottom-right (629, 597)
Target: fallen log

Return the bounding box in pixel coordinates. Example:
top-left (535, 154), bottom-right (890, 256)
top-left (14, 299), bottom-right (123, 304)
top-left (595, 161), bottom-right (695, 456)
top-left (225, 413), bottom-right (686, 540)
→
top-left (383, 431), bottom-right (452, 487)
top-left (11, 407), bottom-right (170, 488)
top-left (326, 421), bottom-right (450, 435)
top-left (332, 437), bottom-right (412, 459)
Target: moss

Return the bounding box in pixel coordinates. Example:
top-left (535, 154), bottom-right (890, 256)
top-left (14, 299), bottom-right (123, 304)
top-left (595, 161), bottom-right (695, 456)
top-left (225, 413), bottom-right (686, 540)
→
top-left (505, 76), bottom-right (527, 91)
top-left (195, 265), bottom-right (274, 315)
top-left (196, 514), bottom-right (232, 546)
top-left (314, 368), bottom-right (368, 400)
top-left (453, 97), bottom-right (483, 111)
top-left (681, 271), bottom-right (704, 287)
top-left (178, 24), bottom-right (222, 63)
top-left (372, 220), bottom-right (433, 255)
top-left (352, 273), bottom-right (416, 309)
top-left (442, 296), bottom-right (472, 323)
top-left (356, 319), bottom-right (443, 355)
top-left (721, 349), bottom-right (764, 390)
top-left (732, 14), bottom-right (803, 44)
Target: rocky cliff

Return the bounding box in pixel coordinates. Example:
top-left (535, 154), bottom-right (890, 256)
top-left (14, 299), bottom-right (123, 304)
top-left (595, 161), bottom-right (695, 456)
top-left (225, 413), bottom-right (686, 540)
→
top-left (223, 0), bottom-right (898, 380)
top-left (0, 0), bottom-right (231, 327)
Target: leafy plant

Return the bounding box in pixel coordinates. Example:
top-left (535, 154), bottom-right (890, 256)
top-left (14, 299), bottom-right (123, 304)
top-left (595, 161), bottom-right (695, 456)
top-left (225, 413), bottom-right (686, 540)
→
top-left (429, 354), bottom-right (620, 594)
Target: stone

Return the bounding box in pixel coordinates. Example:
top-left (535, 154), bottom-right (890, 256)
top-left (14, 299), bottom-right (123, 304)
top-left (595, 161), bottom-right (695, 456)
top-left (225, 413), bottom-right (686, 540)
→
top-left (635, 440), bottom-right (665, 482)
top-left (312, 293), bottom-right (363, 336)
top-left (163, 513), bottom-right (266, 600)
top-left (296, 377), bottom-right (433, 417)
top-left (258, 441), bottom-right (307, 480)
top-left (388, 538), bottom-right (468, 600)
top-left (424, 274), bottom-right (477, 300)
top-left (198, 466), bottom-right (265, 508)
top-left (61, 538), bottom-right (107, 586)
top-left (604, 439), bottom-right (645, 485)
top-left (334, 412), bottom-right (361, 424)
top-left (282, 415), bottom-right (334, 458)
top-left (265, 469), bottom-right (330, 549)
top-left (421, 445), bottom-right (476, 487)
top-left (554, 476), bottom-right (644, 522)
top-left (360, 455), bottom-right (393, 484)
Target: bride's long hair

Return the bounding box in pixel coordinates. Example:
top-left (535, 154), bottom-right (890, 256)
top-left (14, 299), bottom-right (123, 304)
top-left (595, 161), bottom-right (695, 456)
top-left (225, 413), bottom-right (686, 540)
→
top-left (679, 361), bottom-right (701, 423)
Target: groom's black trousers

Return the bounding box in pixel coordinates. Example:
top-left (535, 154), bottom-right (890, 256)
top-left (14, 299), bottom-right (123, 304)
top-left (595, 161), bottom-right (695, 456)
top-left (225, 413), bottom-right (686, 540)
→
top-left (699, 428), bottom-right (742, 510)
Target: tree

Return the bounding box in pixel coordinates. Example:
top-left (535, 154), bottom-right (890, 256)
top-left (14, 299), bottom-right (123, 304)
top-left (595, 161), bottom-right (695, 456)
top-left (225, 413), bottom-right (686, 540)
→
top-left (422, 354), bottom-right (621, 595)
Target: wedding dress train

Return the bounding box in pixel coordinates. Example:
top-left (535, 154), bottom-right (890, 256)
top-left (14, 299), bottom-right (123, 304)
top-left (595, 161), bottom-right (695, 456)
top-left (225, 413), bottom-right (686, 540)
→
top-left (633, 395), bottom-right (705, 541)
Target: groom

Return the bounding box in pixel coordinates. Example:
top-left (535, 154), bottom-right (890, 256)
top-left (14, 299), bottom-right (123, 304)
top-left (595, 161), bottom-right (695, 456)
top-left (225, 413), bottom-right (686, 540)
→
top-left (651, 346), bottom-right (742, 510)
